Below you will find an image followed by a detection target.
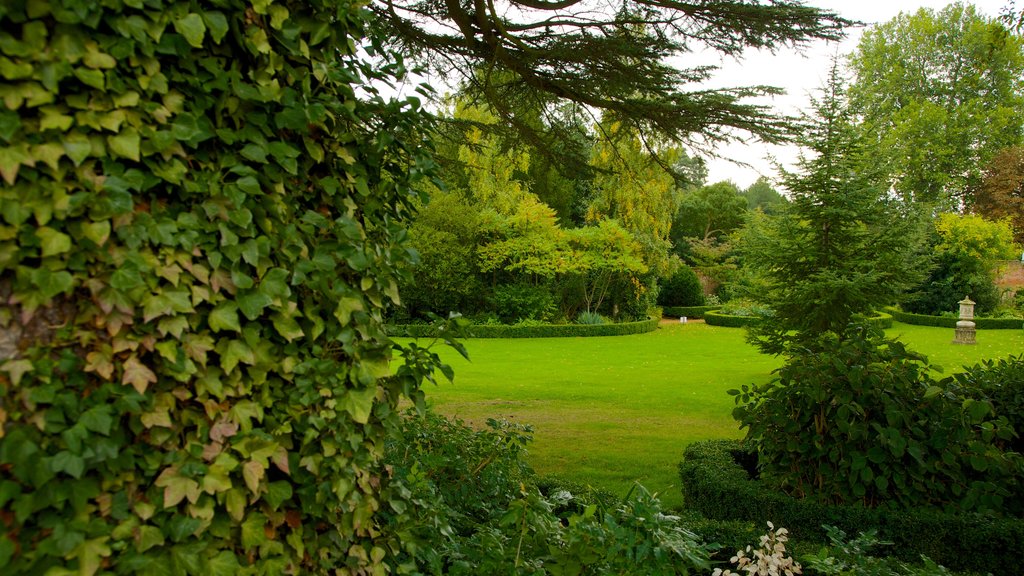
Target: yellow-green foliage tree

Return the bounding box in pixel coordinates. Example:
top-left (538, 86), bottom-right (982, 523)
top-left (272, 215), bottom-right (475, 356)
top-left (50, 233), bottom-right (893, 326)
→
top-left (0, 1), bottom-right (445, 573)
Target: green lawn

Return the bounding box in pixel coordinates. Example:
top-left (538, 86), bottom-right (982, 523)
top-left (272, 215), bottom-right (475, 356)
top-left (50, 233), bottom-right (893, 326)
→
top-left (411, 321), bottom-right (1024, 510)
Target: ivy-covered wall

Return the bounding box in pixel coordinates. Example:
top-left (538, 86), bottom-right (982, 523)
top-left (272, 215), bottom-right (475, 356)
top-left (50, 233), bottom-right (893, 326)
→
top-left (0, 0), bottom-right (434, 573)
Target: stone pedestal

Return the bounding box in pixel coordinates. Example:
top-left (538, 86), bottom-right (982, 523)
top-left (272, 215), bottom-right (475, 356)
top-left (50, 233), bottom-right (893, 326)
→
top-left (952, 296), bottom-right (976, 345)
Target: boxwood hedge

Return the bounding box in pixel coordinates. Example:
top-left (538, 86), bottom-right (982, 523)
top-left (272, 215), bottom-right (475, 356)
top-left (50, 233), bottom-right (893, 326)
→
top-left (678, 440), bottom-right (1024, 573)
top-left (389, 316), bottom-right (660, 338)
top-left (704, 311), bottom-right (894, 330)
top-left (662, 306), bottom-right (721, 320)
top-left (885, 307), bottom-right (1024, 329)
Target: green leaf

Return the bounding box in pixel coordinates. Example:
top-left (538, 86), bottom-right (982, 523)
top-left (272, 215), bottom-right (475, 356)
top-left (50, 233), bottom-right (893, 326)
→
top-left (82, 221), bottom-right (111, 246)
top-left (265, 481), bottom-right (292, 509)
top-left (136, 525), bottom-right (165, 553)
top-left (174, 14), bottom-right (207, 48)
top-left (0, 144), bottom-right (30, 185)
top-left (206, 551), bottom-right (241, 576)
top-left (51, 451), bottom-right (86, 479)
top-left (237, 290), bottom-right (272, 320)
top-left (63, 132), bottom-right (92, 166)
top-left (74, 67), bottom-right (105, 90)
top-left (33, 267), bottom-right (74, 299)
top-left (36, 226), bottom-right (71, 257)
top-left (209, 302), bottom-right (241, 333)
top-left (334, 296), bottom-right (364, 326)
top-left (79, 406), bottom-right (113, 435)
top-left (202, 12), bottom-right (230, 43)
top-left (271, 313), bottom-right (303, 341)
top-left (108, 129), bottom-right (141, 161)
top-left (242, 460), bottom-right (264, 495)
top-left (240, 511), bottom-right (267, 548)
top-left (222, 340), bottom-right (254, 374)
top-left (240, 143), bottom-right (267, 163)
top-left (341, 386), bottom-right (376, 425)
top-left (0, 110), bottom-right (20, 142)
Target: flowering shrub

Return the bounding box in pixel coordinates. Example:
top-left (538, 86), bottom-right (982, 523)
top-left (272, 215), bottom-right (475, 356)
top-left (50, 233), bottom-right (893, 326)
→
top-left (712, 522), bottom-right (801, 576)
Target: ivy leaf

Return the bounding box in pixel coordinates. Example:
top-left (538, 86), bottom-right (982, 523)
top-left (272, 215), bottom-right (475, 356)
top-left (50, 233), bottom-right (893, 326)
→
top-left (209, 302), bottom-right (241, 333)
top-left (0, 143), bottom-right (30, 185)
top-left (202, 12), bottom-right (229, 43)
top-left (108, 129), bottom-right (141, 161)
top-left (73, 537), bottom-right (111, 576)
top-left (81, 221), bottom-right (111, 246)
top-left (63, 132), bottom-right (91, 166)
top-left (205, 551), bottom-right (241, 576)
top-left (242, 460), bottom-right (264, 495)
top-left (237, 290), bottom-right (272, 320)
top-left (36, 226), bottom-right (72, 257)
top-left (333, 296), bottom-right (364, 326)
top-left (221, 340), bottom-right (254, 374)
top-left (271, 313), bottom-right (303, 342)
top-left (0, 110), bottom-right (20, 142)
top-left (122, 355), bottom-right (157, 394)
top-left (136, 525), bottom-right (164, 553)
top-left (51, 451), bottom-right (86, 479)
top-left (32, 267), bottom-right (74, 299)
top-left (155, 468), bottom-right (200, 507)
top-left (341, 387), bottom-right (376, 425)
top-left (265, 481), bottom-right (292, 509)
top-left (173, 14), bottom-right (207, 48)
top-left (1, 359), bottom-right (34, 386)
top-left (79, 406), bottom-right (113, 435)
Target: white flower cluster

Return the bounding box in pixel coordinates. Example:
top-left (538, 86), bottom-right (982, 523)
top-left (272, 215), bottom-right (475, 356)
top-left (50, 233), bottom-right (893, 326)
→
top-left (712, 522), bottom-right (802, 576)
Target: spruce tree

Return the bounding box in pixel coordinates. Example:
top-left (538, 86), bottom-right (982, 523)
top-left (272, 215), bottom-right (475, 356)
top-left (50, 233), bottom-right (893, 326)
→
top-left (741, 62), bottom-right (926, 355)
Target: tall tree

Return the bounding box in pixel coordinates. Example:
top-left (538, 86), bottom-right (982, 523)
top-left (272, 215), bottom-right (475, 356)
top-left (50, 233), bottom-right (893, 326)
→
top-left (742, 176), bottom-right (786, 213)
top-left (742, 63), bottom-right (926, 355)
top-left (373, 0), bottom-right (850, 168)
top-left (672, 180), bottom-right (747, 244)
top-left (975, 146), bottom-right (1024, 244)
top-left (848, 3), bottom-right (1024, 209)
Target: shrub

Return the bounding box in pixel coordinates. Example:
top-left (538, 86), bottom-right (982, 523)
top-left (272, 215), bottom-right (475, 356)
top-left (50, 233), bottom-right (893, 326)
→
top-left (389, 316), bottom-right (660, 338)
top-left (730, 326), bottom-right (1023, 514)
top-left (387, 410), bottom-right (715, 573)
top-left (659, 265), bottom-right (706, 307)
top-left (0, 2), bottom-right (441, 573)
top-left (678, 440), bottom-right (1024, 573)
top-left (491, 282), bottom-right (556, 324)
top-left (952, 355), bottom-right (1024, 454)
top-left (704, 309), bottom-right (764, 328)
top-left (577, 310), bottom-right (607, 325)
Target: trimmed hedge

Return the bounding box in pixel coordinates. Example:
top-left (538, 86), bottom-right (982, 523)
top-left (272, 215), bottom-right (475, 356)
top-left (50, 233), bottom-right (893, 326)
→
top-left (703, 309), bottom-right (763, 327)
top-left (678, 440), bottom-right (1024, 573)
top-left (704, 311), bottom-right (894, 330)
top-left (886, 307), bottom-right (1024, 329)
top-left (662, 305), bottom-right (721, 319)
top-left (388, 316), bottom-right (660, 338)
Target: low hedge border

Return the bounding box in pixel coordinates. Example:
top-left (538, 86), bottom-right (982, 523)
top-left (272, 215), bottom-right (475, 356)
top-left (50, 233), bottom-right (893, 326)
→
top-left (703, 309), bottom-right (762, 327)
top-left (703, 311), bottom-right (893, 330)
top-left (885, 306), bottom-right (1024, 329)
top-left (678, 439), bottom-right (1024, 573)
top-left (388, 316), bottom-right (660, 338)
top-left (662, 305), bottom-right (721, 319)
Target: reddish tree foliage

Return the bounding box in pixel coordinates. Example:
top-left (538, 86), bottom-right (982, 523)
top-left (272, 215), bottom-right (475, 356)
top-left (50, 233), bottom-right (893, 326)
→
top-left (976, 146), bottom-right (1024, 244)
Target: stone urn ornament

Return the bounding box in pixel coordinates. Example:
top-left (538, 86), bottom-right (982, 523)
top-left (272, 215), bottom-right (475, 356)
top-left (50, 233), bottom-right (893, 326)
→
top-left (952, 296), bottom-right (976, 345)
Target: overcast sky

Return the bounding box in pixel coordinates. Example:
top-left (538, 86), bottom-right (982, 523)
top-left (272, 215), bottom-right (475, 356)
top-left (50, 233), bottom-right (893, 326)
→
top-left (700, 0), bottom-right (1004, 189)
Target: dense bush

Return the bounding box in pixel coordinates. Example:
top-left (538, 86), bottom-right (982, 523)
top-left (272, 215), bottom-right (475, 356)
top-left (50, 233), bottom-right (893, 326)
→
top-left (659, 265), bottom-right (705, 307)
top-left (389, 316), bottom-right (660, 338)
top-left (0, 2), bottom-right (447, 573)
top-left (679, 440), bottom-right (1024, 574)
top-left (491, 282), bottom-right (557, 324)
top-left (953, 355), bottom-right (1024, 454)
top-left (386, 411), bottom-right (715, 574)
top-left (731, 326), bottom-right (1023, 514)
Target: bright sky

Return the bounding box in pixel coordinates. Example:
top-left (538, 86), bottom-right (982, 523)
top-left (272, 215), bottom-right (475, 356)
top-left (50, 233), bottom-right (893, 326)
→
top-left (700, 0), bottom-right (1005, 189)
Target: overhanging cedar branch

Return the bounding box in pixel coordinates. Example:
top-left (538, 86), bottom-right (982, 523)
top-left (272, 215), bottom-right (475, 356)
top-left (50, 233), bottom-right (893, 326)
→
top-left (372, 0), bottom-right (852, 165)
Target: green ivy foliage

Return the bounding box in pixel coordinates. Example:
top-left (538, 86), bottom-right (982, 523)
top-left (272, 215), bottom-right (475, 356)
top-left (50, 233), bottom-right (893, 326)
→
top-left (0, 1), bottom-right (439, 573)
